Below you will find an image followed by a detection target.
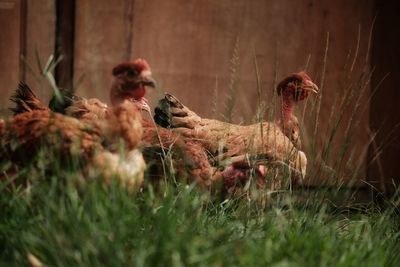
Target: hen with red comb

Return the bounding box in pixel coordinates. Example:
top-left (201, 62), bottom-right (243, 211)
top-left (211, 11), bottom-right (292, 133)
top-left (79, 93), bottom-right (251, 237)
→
top-left (276, 71), bottom-right (318, 148)
top-left (110, 58), bottom-right (157, 111)
top-left (154, 72), bottom-right (318, 193)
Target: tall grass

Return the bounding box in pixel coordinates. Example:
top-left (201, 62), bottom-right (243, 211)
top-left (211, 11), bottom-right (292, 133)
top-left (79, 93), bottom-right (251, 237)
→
top-left (223, 37), bottom-right (240, 123)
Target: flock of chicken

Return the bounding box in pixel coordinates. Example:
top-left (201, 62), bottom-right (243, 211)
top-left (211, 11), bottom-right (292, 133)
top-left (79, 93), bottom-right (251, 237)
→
top-left (0, 59), bottom-right (318, 194)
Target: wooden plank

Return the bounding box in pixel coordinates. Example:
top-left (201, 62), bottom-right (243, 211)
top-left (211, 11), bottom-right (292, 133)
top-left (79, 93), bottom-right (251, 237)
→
top-left (19, 0), bottom-right (26, 81)
top-left (0, 0), bottom-right (56, 113)
top-left (24, 0), bottom-right (56, 102)
top-left (0, 0), bottom-right (22, 114)
top-left (73, 0), bottom-right (134, 102)
top-left (367, 0), bottom-right (400, 194)
top-left (55, 0), bottom-right (75, 91)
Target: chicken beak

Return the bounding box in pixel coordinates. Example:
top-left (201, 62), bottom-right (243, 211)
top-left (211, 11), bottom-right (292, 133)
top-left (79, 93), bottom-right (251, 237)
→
top-left (139, 71), bottom-right (157, 88)
top-left (142, 77), bottom-right (157, 88)
top-left (303, 80), bottom-right (319, 94)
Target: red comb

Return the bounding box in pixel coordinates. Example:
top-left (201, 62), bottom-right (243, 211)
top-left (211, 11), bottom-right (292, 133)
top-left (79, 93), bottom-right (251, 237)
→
top-left (276, 71), bottom-right (311, 95)
top-left (112, 58), bottom-right (151, 76)
top-left (132, 58), bottom-right (151, 71)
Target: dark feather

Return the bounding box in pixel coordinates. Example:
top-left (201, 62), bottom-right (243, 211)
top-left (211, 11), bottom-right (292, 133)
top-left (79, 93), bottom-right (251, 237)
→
top-left (9, 82), bottom-right (45, 115)
top-left (154, 98), bottom-right (173, 128)
top-left (48, 88), bottom-right (82, 114)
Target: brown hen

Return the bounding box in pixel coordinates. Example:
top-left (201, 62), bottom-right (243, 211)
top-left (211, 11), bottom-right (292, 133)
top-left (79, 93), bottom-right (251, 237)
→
top-left (154, 72), bottom-right (318, 192)
top-left (45, 59), bottom-right (213, 186)
top-left (1, 83), bottom-right (145, 190)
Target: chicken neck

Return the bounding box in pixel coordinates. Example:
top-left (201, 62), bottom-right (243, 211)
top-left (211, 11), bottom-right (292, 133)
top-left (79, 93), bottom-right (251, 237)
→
top-left (280, 96), bottom-right (295, 126)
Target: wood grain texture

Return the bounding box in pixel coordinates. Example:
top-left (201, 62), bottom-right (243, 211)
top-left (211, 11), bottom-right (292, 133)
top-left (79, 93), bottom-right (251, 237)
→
top-left (25, 0), bottom-right (55, 102)
top-left (73, 0), bottom-right (135, 102)
top-left (0, 0), bottom-right (55, 113)
top-left (0, 0), bottom-right (22, 112)
top-left (54, 0), bottom-right (74, 92)
top-left (368, 0), bottom-right (400, 193)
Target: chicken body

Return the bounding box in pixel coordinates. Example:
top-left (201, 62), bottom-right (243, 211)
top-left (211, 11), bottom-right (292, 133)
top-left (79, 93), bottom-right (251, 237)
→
top-left (1, 83), bottom-right (145, 190)
top-left (107, 59), bottom-right (218, 185)
top-left (155, 94), bottom-right (306, 187)
top-left (45, 59), bottom-right (213, 186)
top-left (154, 72), bottom-right (318, 191)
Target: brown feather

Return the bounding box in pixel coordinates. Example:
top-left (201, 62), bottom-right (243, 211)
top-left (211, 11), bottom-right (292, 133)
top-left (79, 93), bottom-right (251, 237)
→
top-left (1, 96), bottom-right (145, 190)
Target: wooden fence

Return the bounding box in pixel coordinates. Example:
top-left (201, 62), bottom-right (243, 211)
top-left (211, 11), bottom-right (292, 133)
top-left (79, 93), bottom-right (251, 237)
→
top-left (0, 0), bottom-right (399, 192)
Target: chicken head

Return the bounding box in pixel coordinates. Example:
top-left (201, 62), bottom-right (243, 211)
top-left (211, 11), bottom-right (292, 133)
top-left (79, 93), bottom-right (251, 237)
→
top-left (110, 58), bottom-right (157, 110)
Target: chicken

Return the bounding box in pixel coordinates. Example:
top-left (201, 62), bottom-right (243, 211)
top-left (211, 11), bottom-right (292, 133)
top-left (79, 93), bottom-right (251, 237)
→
top-left (105, 59), bottom-right (218, 185)
top-left (110, 58), bottom-right (156, 109)
top-left (1, 83), bottom-right (145, 190)
top-left (48, 59), bottom-right (172, 179)
top-left (276, 72), bottom-right (318, 148)
top-left (45, 59), bottom-right (213, 186)
top-left (154, 72), bottom-right (318, 191)
top-left (47, 58), bottom-right (156, 118)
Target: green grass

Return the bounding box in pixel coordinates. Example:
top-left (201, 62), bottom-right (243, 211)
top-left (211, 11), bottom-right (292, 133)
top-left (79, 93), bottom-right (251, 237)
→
top-left (1, 162), bottom-right (399, 266)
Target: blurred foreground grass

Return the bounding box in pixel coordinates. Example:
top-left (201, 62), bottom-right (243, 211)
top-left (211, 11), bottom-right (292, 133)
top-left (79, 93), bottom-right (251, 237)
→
top-left (1, 161), bottom-right (399, 267)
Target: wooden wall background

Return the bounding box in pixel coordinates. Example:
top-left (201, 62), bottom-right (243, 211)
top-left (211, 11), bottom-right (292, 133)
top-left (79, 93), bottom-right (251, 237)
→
top-left (0, 0), bottom-right (399, 192)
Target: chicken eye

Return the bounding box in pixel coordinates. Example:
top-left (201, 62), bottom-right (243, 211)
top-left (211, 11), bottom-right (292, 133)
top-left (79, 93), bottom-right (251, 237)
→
top-left (126, 69), bottom-right (138, 78)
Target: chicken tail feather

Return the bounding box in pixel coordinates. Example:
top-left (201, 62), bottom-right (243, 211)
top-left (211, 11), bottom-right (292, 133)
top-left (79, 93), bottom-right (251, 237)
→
top-left (9, 82), bottom-right (46, 115)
